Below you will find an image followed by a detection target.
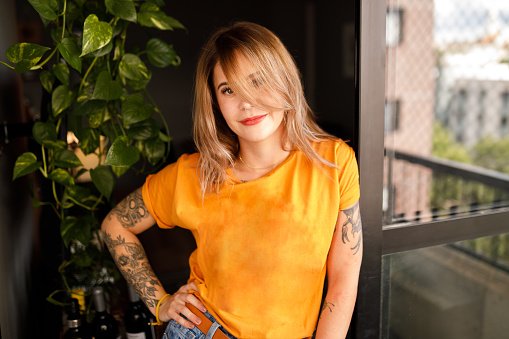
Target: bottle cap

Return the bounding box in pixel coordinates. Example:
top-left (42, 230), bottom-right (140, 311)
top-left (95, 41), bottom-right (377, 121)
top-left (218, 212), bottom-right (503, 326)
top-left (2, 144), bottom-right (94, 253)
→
top-left (92, 287), bottom-right (107, 312)
top-left (127, 285), bottom-right (140, 302)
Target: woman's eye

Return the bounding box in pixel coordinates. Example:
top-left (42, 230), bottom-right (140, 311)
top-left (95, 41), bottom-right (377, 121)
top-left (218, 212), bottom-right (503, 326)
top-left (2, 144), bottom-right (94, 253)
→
top-left (221, 87), bottom-right (234, 95)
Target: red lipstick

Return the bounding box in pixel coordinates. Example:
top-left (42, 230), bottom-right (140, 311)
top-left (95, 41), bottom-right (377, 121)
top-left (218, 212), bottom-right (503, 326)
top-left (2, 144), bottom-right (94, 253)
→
top-left (239, 114), bottom-right (267, 126)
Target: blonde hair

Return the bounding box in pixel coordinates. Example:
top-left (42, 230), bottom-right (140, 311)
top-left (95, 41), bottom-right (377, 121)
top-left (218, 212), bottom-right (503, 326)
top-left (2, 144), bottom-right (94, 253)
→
top-left (193, 21), bottom-right (335, 194)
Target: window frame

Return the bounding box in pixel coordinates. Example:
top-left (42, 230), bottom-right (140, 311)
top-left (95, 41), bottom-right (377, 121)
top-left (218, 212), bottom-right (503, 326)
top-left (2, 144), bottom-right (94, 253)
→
top-left (353, 1), bottom-right (509, 338)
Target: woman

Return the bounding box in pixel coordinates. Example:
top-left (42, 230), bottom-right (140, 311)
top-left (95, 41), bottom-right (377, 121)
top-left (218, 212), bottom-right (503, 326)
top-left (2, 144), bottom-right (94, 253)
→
top-left (102, 22), bottom-right (362, 339)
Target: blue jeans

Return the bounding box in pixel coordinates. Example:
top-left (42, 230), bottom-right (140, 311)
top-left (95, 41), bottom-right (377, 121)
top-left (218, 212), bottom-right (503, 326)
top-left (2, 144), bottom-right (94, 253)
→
top-left (162, 311), bottom-right (237, 339)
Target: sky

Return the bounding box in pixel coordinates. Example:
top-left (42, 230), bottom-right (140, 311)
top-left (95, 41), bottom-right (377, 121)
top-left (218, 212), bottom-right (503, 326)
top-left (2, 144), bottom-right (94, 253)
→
top-left (434, 0), bottom-right (509, 45)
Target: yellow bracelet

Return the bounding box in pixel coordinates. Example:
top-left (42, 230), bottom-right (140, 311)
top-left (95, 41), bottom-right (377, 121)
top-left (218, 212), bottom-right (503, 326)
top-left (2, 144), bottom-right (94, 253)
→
top-left (150, 293), bottom-right (171, 326)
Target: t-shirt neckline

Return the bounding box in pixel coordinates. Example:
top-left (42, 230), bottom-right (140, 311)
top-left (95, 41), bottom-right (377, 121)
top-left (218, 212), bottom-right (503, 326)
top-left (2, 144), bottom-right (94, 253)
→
top-left (226, 150), bottom-right (296, 185)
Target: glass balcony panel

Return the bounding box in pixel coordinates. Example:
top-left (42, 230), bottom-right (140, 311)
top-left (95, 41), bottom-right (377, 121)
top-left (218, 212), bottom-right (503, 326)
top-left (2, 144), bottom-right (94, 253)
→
top-left (384, 0), bottom-right (509, 226)
top-left (382, 233), bottom-right (509, 339)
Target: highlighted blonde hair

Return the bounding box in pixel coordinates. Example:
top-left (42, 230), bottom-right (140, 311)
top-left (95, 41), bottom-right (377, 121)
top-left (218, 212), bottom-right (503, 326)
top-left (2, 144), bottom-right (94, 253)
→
top-left (193, 21), bottom-right (335, 194)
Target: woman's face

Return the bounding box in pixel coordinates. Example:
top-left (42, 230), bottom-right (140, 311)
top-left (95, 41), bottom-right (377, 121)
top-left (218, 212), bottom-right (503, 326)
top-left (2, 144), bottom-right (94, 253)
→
top-left (212, 59), bottom-right (285, 146)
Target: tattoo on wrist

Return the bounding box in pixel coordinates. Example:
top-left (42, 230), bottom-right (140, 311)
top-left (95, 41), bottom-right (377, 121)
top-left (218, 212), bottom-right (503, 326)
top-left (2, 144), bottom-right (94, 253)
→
top-left (320, 300), bottom-right (336, 319)
top-left (103, 231), bottom-right (160, 308)
top-left (107, 189), bottom-right (148, 228)
top-left (341, 201), bottom-right (362, 255)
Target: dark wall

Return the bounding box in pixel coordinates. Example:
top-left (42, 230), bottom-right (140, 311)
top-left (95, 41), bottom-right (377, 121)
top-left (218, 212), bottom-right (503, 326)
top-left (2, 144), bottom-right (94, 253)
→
top-left (0, 1), bottom-right (357, 337)
top-left (132, 0), bottom-right (357, 292)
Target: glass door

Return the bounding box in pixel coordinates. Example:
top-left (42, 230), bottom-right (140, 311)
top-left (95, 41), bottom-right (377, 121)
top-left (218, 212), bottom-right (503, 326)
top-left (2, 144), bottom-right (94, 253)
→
top-left (354, 0), bottom-right (509, 337)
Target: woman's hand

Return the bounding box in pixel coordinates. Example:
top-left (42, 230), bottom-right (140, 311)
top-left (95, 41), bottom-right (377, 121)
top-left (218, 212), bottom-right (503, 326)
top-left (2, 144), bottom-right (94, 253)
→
top-left (158, 281), bottom-right (208, 329)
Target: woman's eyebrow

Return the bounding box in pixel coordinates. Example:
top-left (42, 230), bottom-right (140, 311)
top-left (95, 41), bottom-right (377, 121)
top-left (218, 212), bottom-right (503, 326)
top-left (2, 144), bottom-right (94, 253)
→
top-left (217, 72), bottom-right (260, 90)
top-left (248, 72), bottom-right (261, 79)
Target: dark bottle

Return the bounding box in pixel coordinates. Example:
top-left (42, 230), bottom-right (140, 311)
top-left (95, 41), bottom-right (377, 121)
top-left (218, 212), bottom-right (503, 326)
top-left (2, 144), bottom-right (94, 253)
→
top-left (90, 286), bottom-right (119, 339)
top-left (63, 298), bottom-right (92, 339)
top-left (125, 285), bottom-right (156, 339)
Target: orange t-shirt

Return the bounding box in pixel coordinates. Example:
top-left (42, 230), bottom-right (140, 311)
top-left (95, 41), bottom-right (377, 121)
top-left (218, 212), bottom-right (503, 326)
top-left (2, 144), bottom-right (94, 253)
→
top-left (142, 139), bottom-right (360, 338)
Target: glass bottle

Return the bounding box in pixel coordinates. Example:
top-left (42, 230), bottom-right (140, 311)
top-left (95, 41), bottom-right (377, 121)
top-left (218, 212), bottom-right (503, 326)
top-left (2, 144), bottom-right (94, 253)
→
top-left (90, 286), bottom-right (120, 339)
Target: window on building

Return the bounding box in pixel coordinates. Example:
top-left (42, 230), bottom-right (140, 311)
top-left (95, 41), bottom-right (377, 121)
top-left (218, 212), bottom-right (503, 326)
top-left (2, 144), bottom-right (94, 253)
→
top-left (384, 100), bottom-right (399, 133)
top-left (386, 9), bottom-right (402, 47)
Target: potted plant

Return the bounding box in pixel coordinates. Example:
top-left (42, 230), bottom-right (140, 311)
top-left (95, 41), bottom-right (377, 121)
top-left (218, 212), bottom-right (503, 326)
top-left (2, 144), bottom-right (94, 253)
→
top-left (1, 0), bottom-right (185, 313)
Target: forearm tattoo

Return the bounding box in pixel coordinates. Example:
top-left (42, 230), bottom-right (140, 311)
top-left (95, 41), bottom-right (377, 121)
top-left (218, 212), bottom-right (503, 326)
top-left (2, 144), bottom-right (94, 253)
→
top-left (340, 201), bottom-right (362, 255)
top-left (319, 299), bottom-right (336, 319)
top-left (102, 231), bottom-right (161, 308)
top-left (107, 189), bottom-right (148, 228)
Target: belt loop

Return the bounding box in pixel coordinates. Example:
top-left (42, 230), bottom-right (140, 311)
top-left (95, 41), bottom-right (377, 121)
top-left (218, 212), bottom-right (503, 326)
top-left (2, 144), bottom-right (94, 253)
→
top-left (205, 321), bottom-right (221, 339)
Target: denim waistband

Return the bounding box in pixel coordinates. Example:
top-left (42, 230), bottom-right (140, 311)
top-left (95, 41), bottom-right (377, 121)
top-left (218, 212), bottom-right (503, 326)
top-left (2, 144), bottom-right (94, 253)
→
top-left (163, 310), bottom-right (237, 339)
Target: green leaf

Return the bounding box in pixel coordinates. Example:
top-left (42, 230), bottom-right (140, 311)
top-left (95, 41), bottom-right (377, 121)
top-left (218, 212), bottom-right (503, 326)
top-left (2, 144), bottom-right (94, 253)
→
top-left (6, 43), bottom-right (51, 73)
top-left (144, 138), bottom-right (165, 165)
top-left (42, 140), bottom-right (67, 150)
top-left (75, 127), bottom-right (100, 155)
top-left (101, 122), bottom-right (120, 143)
top-left (113, 39), bottom-right (123, 61)
top-left (147, 0), bottom-right (165, 6)
top-left (48, 168), bottom-right (75, 186)
top-left (111, 165), bottom-right (129, 177)
top-left (81, 14), bottom-right (113, 56)
top-left (89, 39), bottom-right (113, 57)
top-left (77, 84), bottom-right (95, 103)
top-left (92, 71), bottom-right (123, 101)
top-left (27, 0), bottom-right (58, 20)
top-left (65, 185), bottom-right (98, 207)
top-left (105, 0), bottom-right (137, 22)
top-left (104, 135), bottom-right (140, 167)
top-left (52, 63), bottom-right (69, 86)
top-left (159, 130), bottom-right (172, 142)
top-left (74, 168), bottom-right (89, 180)
top-left (65, 1), bottom-right (81, 22)
top-left (127, 118), bottom-right (161, 140)
top-left (32, 121), bottom-right (57, 145)
top-left (40, 70), bottom-right (54, 93)
top-left (146, 38), bottom-right (178, 68)
top-left (60, 216), bottom-right (92, 247)
top-left (12, 152), bottom-right (42, 180)
top-left (60, 216), bottom-right (78, 247)
top-left (87, 107), bottom-right (107, 128)
top-left (54, 149), bottom-right (83, 168)
top-left (52, 85), bottom-right (74, 117)
top-left (119, 54), bottom-right (151, 81)
top-left (57, 38), bottom-right (82, 73)
top-left (90, 165), bottom-right (114, 199)
top-left (121, 94), bottom-right (153, 126)
top-left (138, 2), bottom-right (185, 30)
top-left (126, 76), bottom-right (152, 91)
top-left (74, 99), bottom-right (107, 116)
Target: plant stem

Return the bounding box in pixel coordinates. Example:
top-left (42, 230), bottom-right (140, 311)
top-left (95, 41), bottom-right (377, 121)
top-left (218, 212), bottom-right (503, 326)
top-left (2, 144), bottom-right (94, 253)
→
top-left (41, 145), bottom-right (48, 177)
top-left (0, 61), bottom-right (15, 69)
top-left (145, 89), bottom-right (171, 158)
top-left (31, 47), bottom-right (58, 70)
top-left (56, 118), bottom-right (62, 134)
top-left (79, 57), bottom-right (98, 94)
top-left (52, 181), bottom-right (61, 209)
top-left (61, 0), bottom-right (67, 41)
top-left (110, 119), bottom-right (119, 138)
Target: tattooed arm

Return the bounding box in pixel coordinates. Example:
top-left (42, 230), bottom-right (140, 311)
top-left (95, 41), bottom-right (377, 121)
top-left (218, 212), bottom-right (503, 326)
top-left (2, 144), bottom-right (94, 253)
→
top-left (101, 187), bottom-right (206, 329)
top-left (315, 200), bottom-right (363, 339)
top-left (101, 187), bottom-right (162, 311)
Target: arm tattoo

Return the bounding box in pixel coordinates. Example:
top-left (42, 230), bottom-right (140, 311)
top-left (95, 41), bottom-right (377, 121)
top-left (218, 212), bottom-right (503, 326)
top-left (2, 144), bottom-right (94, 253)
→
top-left (341, 201), bottom-right (362, 255)
top-left (319, 300), bottom-right (336, 319)
top-left (103, 231), bottom-right (161, 308)
top-left (107, 189), bottom-right (149, 228)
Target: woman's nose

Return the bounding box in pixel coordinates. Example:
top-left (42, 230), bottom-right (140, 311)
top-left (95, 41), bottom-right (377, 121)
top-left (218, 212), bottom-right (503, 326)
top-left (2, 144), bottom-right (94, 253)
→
top-left (240, 101), bottom-right (252, 111)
